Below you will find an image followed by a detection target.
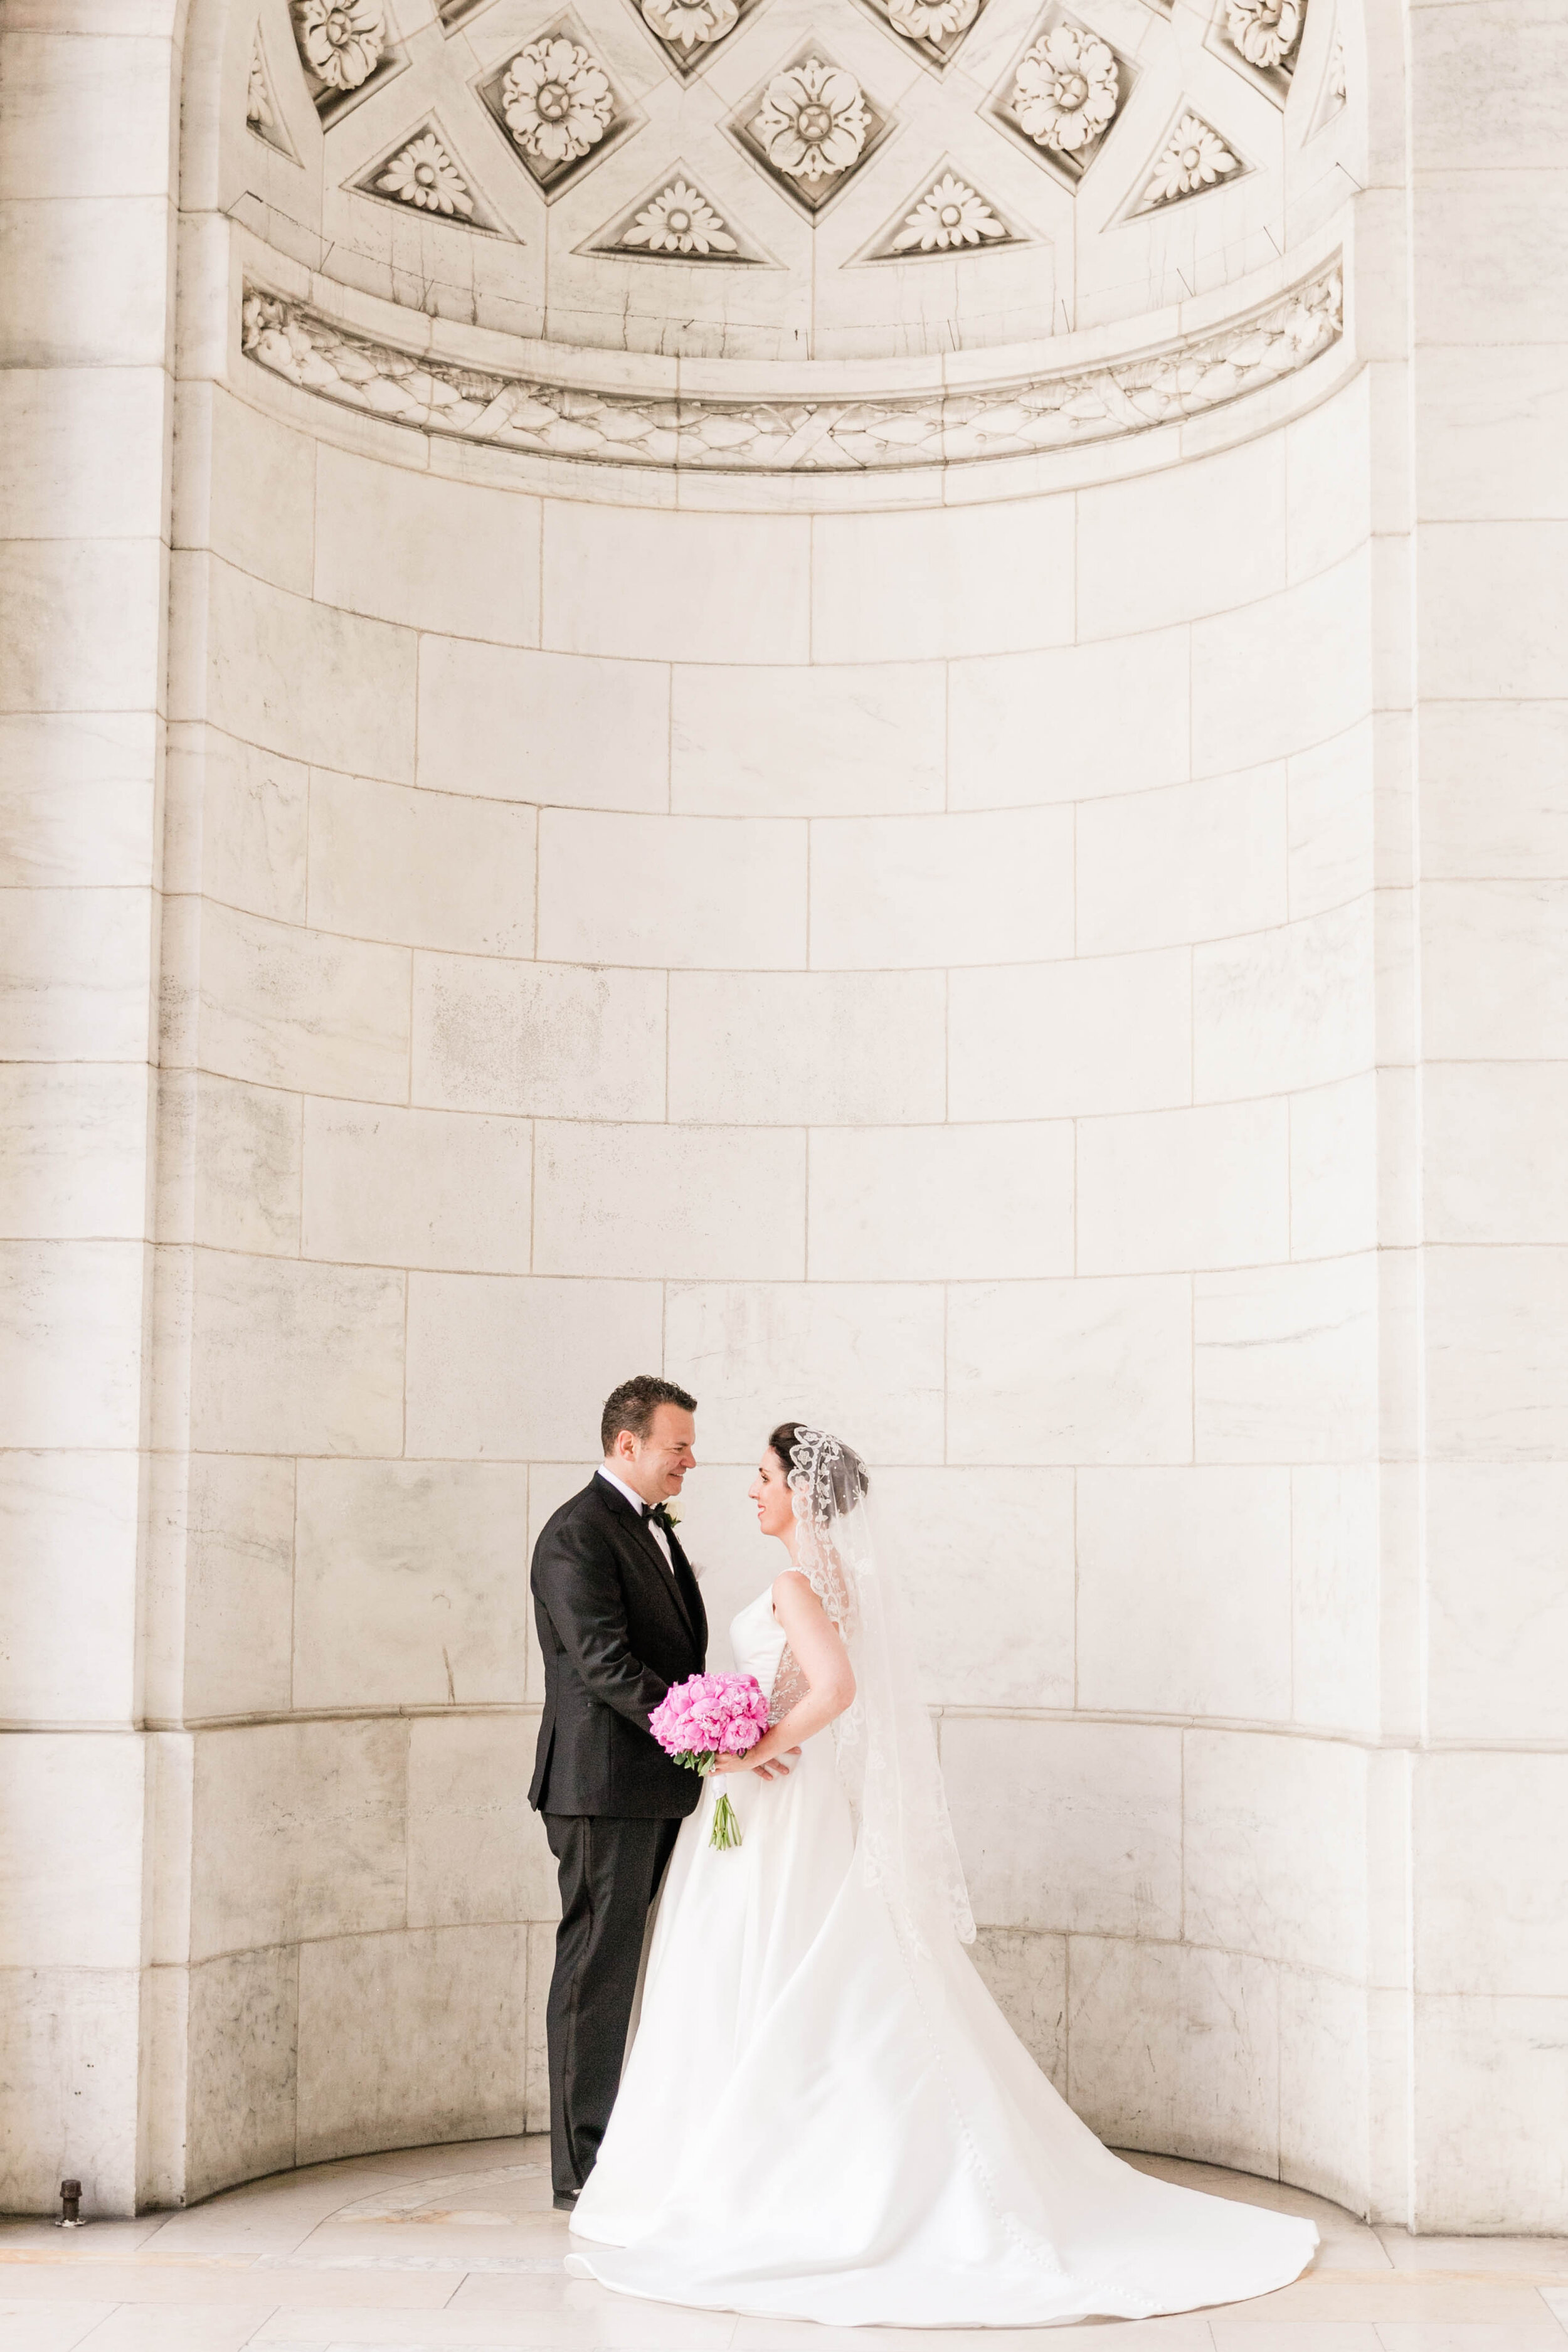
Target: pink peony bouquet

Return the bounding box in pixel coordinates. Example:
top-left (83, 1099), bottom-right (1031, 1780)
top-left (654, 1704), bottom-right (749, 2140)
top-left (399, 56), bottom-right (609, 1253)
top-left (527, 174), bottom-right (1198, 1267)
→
top-left (649, 1671), bottom-right (771, 1850)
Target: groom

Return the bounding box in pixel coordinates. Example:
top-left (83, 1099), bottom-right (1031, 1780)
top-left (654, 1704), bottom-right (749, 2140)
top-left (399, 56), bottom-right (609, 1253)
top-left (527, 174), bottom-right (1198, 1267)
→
top-left (529, 1375), bottom-right (710, 2211)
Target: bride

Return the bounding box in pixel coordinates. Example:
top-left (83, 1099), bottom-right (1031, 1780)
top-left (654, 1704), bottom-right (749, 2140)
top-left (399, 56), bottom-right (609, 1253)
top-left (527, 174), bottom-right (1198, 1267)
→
top-left (566, 1423), bottom-right (1318, 2328)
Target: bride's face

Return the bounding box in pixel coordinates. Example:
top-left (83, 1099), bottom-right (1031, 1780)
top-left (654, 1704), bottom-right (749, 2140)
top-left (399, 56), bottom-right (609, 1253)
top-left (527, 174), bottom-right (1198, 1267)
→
top-left (748, 1448), bottom-right (794, 1541)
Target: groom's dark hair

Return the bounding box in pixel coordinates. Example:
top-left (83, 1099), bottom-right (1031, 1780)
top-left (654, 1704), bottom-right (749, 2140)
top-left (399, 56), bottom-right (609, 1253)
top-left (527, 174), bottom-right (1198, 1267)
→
top-left (601, 1375), bottom-right (697, 1456)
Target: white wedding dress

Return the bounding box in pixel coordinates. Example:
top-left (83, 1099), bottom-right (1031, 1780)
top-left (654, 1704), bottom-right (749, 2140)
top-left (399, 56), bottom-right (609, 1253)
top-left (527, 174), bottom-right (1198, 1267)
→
top-left (566, 1578), bottom-right (1318, 2329)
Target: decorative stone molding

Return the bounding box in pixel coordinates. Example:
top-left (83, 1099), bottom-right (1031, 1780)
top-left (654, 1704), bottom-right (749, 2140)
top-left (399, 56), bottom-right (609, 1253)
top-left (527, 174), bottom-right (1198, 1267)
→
top-left (290, 0), bottom-right (407, 124)
top-left (585, 170), bottom-right (768, 262)
top-left (859, 166), bottom-right (1019, 261)
top-left (239, 258), bottom-right (1342, 473)
top-left (849, 0), bottom-right (990, 76)
top-left (628, 0), bottom-right (765, 82)
top-left (475, 22), bottom-right (638, 199)
top-left (374, 129), bottom-right (475, 215)
top-left (246, 24), bottom-right (299, 160)
top-left (349, 120), bottom-right (510, 233)
top-left (1207, 0), bottom-right (1306, 103)
top-left (1310, 26), bottom-right (1347, 131)
top-left (1133, 109), bottom-right (1244, 211)
top-left (731, 48), bottom-right (890, 215)
top-left (985, 10), bottom-right (1135, 190)
top-left (1227, 0), bottom-right (1301, 69)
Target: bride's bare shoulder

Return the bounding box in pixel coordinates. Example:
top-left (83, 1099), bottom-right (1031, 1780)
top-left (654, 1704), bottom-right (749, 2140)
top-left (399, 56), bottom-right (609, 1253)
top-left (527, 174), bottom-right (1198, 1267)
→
top-left (771, 1567), bottom-right (826, 1621)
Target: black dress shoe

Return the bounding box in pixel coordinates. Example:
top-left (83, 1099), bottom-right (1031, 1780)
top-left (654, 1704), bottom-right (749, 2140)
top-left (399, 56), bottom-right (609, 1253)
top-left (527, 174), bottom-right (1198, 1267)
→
top-left (553, 2190), bottom-right (580, 2212)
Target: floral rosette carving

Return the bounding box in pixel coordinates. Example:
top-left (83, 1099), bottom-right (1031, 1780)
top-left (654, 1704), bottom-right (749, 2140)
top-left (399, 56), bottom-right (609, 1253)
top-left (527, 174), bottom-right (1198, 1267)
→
top-left (640, 0), bottom-right (739, 50)
top-left (1142, 112), bottom-right (1238, 204)
top-left (893, 172), bottom-right (1006, 250)
top-left (886, 0), bottom-right (980, 43)
top-left (377, 132), bottom-right (475, 216)
top-left (1226, 0), bottom-right (1302, 68)
top-left (754, 57), bottom-right (869, 184)
top-left (1012, 22), bottom-right (1119, 155)
top-left (294, 0), bottom-right (384, 91)
top-left (502, 37), bottom-right (614, 165)
top-left (623, 179), bottom-right (739, 253)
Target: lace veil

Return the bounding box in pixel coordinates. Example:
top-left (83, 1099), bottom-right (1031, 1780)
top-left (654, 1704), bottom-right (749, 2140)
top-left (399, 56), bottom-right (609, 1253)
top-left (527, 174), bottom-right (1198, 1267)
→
top-left (786, 1427), bottom-right (976, 1949)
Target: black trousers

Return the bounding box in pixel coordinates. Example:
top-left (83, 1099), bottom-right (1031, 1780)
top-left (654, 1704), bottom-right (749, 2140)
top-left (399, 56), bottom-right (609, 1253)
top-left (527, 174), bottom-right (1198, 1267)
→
top-left (543, 1811), bottom-right (682, 2200)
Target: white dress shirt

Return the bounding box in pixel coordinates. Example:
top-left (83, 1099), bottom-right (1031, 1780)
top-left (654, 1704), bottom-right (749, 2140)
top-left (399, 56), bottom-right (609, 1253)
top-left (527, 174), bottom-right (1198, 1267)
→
top-left (596, 1464), bottom-right (675, 1572)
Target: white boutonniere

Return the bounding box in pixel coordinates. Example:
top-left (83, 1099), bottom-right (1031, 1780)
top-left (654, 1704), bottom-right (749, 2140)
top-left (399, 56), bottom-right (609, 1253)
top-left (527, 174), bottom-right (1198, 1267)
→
top-left (660, 1503), bottom-right (682, 1528)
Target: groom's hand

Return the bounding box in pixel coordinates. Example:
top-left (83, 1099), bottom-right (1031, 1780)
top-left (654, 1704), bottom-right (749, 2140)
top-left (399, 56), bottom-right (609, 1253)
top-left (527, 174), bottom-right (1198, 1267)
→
top-left (751, 1747), bottom-right (802, 1781)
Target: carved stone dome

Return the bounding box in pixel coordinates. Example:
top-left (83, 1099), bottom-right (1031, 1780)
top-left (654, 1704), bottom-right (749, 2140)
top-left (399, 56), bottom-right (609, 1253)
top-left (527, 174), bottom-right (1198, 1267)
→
top-left (238, 0), bottom-right (1359, 363)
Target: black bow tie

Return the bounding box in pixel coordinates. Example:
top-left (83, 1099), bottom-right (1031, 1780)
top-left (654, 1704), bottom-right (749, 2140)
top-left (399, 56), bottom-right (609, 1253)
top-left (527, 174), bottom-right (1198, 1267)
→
top-left (644, 1503), bottom-right (672, 1532)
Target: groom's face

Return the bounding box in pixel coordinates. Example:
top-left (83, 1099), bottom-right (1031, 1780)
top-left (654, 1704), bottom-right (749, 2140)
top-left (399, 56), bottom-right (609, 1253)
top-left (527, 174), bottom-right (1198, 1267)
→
top-left (617, 1403), bottom-right (697, 1506)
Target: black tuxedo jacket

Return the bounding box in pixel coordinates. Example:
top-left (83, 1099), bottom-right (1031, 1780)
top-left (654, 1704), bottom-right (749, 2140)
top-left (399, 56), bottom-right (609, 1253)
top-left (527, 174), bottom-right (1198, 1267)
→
top-left (528, 1474), bottom-right (709, 1818)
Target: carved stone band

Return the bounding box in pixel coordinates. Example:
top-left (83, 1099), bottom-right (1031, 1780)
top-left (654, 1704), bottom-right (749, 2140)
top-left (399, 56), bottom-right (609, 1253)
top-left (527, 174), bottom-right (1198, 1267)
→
top-left (241, 264), bottom-right (1342, 474)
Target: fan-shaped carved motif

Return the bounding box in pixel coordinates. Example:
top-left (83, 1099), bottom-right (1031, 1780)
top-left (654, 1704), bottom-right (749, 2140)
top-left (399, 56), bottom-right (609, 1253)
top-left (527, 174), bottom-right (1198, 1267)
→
top-left (581, 167), bottom-right (773, 262)
top-left (1106, 102), bottom-right (1252, 221)
top-left (349, 117), bottom-right (513, 234)
top-left (246, 23), bottom-right (300, 159)
top-left (1308, 21), bottom-right (1347, 133)
top-left (854, 162), bottom-right (1025, 261)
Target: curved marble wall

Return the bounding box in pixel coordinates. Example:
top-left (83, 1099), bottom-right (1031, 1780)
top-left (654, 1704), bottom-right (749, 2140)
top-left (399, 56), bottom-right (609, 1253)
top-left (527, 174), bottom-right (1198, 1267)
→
top-left (126, 189), bottom-right (1380, 2202)
top-left (7, 0), bottom-right (1565, 2238)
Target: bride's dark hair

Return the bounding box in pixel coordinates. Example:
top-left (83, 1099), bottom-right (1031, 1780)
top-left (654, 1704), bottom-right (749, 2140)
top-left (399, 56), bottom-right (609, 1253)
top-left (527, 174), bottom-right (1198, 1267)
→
top-left (768, 1422), bottom-right (871, 1511)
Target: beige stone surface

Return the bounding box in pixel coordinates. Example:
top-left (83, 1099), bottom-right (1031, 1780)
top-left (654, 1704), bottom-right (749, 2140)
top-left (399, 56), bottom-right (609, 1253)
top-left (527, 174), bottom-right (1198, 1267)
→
top-left (669, 969), bottom-right (946, 1126)
top-left (533, 1120), bottom-right (805, 1281)
top-left (808, 1121), bottom-right (1074, 1284)
top-left (874, 1466), bottom-right (1074, 1708)
top-left (181, 1453), bottom-right (295, 1722)
top-left (1068, 1938), bottom-right (1281, 2179)
top-left (970, 1929), bottom-right (1067, 2095)
top-left (4, 0), bottom-right (1564, 2241)
top-left (411, 954), bottom-right (665, 1121)
top-left (1076, 1468), bottom-right (1292, 1720)
top-left (0, 1451), bottom-right (140, 1724)
top-left (295, 1927), bottom-right (528, 2166)
top-left (294, 1460), bottom-right (532, 1710)
top-left (188, 1251), bottom-right (405, 1458)
top-left (945, 1717), bottom-right (1182, 1939)
top-left (301, 1101), bottom-right (532, 1276)
top-left (947, 1276), bottom-right (1193, 1466)
top-left (405, 1273), bottom-right (663, 1461)
top-left (948, 950), bottom-right (1192, 1122)
top-left (672, 660), bottom-right (945, 818)
top-left (189, 1720), bottom-right (407, 1963)
top-left (307, 771), bottom-right (536, 961)
top-left (416, 638), bottom-right (669, 809)
top-left (0, 1734), bottom-right (144, 1969)
top-left (185, 1946), bottom-right (299, 2201)
top-left (406, 1715), bottom-right (558, 1932)
top-left (186, 901), bottom-right (411, 1105)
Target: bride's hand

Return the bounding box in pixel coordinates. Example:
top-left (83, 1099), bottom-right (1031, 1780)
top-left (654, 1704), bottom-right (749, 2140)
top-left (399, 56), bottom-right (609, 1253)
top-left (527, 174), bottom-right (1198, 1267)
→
top-left (711, 1744), bottom-right (801, 1779)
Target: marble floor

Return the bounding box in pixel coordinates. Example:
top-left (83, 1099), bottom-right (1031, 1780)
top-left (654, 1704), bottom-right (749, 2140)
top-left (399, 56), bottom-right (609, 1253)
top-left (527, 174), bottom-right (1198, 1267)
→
top-left (3, 2136), bottom-right (1565, 2352)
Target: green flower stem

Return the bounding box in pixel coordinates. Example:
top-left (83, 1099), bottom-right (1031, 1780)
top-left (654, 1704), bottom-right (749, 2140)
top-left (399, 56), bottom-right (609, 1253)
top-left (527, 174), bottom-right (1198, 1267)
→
top-left (709, 1791), bottom-right (743, 1850)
